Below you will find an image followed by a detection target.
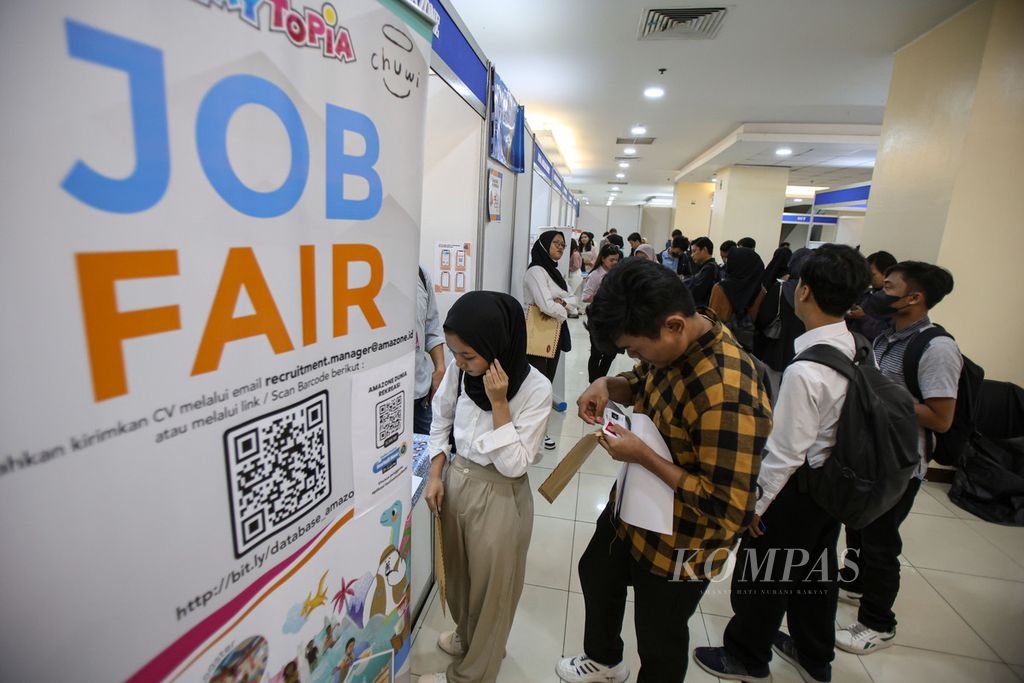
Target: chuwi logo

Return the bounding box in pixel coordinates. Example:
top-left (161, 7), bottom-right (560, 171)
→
top-left (193, 0), bottom-right (356, 64)
top-left (372, 24), bottom-right (422, 99)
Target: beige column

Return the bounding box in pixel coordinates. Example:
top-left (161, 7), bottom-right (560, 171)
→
top-left (673, 181), bottom-right (715, 237)
top-left (859, 0), bottom-right (1024, 385)
top-left (707, 166), bottom-right (788, 261)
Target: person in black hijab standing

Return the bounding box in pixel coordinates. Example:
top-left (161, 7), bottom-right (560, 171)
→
top-left (709, 247), bottom-right (766, 351)
top-left (523, 230), bottom-right (576, 450)
top-left (422, 291), bottom-right (553, 683)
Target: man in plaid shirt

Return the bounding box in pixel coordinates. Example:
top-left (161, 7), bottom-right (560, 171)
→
top-left (557, 259), bottom-right (772, 683)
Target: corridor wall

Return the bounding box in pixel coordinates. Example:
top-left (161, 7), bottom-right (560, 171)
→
top-left (419, 73), bottom-right (484, 323)
top-left (510, 133), bottom-right (536, 303)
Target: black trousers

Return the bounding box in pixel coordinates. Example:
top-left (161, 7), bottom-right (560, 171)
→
top-left (527, 348), bottom-right (561, 384)
top-left (724, 476), bottom-right (840, 677)
top-left (587, 347), bottom-right (616, 383)
top-left (840, 477), bottom-right (922, 632)
top-left (579, 505), bottom-right (708, 683)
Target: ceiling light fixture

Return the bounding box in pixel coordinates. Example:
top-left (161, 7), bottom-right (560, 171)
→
top-left (643, 86), bottom-right (664, 99)
top-left (775, 147), bottom-right (793, 156)
top-left (611, 186), bottom-right (621, 191)
top-left (618, 162), bottom-right (629, 168)
top-left (616, 173), bottom-right (625, 179)
top-left (630, 125), bottom-right (647, 135)
top-left (623, 147), bottom-right (636, 155)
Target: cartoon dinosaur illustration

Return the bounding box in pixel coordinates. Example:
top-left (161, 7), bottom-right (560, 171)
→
top-left (301, 570), bottom-right (329, 618)
top-left (332, 576), bottom-right (357, 615)
top-left (380, 501), bottom-right (402, 549)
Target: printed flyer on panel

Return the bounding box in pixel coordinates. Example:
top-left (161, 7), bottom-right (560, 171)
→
top-left (0, 1), bottom-right (434, 682)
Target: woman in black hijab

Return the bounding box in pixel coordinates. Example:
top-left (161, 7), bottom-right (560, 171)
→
top-left (422, 291), bottom-right (552, 683)
top-left (755, 247), bottom-right (812, 381)
top-left (718, 247), bottom-right (766, 318)
top-left (523, 230), bottom-right (576, 450)
top-left (761, 246), bottom-right (793, 288)
top-left (708, 246), bottom-right (765, 350)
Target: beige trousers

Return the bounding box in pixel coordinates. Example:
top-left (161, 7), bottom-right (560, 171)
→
top-left (441, 455), bottom-right (533, 683)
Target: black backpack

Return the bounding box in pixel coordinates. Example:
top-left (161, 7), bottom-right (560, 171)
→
top-left (794, 336), bottom-right (920, 529)
top-left (903, 325), bottom-right (985, 467)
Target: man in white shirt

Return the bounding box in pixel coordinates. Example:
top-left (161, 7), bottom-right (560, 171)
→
top-left (694, 245), bottom-right (871, 683)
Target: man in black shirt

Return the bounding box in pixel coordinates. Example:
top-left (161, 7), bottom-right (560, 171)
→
top-left (684, 237), bottom-right (719, 307)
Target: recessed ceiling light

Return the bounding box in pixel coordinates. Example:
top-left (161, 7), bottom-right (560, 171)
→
top-left (793, 198), bottom-right (803, 203)
top-left (631, 125), bottom-right (647, 135)
top-left (616, 172), bottom-right (625, 179)
top-left (618, 162), bottom-right (629, 168)
top-left (643, 87), bottom-right (665, 99)
top-left (623, 147), bottom-right (636, 155)
top-left (775, 147), bottom-right (793, 156)
top-left (611, 186), bottom-right (621, 191)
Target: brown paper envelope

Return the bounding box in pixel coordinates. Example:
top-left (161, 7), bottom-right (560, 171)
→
top-left (526, 304), bottom-right (562, 358)
top-left (538, 431), bottom-right (602, 503)
top-left (434, 514), bottom-right (447, 616)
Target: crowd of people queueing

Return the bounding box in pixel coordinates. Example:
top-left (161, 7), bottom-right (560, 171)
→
top-left (411, 227), bottom-right (964, 683)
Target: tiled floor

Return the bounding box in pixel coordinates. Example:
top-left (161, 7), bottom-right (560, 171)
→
top-left (411, 318), bottom-right (1024, 682)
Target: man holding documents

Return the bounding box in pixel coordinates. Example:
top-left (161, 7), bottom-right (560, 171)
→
top-left (556, 259), bottom-right (772, 683)
top-left (693, 245), bottom-right (871, 683)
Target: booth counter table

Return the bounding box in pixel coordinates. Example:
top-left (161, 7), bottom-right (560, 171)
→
top-left (410, 435), bottom-right (435, 624)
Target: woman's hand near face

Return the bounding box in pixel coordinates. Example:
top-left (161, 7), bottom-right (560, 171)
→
top-left (483, 359), bottom-right (509, 404)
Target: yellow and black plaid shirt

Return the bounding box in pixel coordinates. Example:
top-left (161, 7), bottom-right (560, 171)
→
top-left (612, 312), bottom-right (772, 580)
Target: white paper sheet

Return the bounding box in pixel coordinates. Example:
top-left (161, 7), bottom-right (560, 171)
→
top-left (614, 413), bottom-right (675, 535)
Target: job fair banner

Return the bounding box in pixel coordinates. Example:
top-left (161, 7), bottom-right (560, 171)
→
top-left (0, 1), bottom-right (433, 681)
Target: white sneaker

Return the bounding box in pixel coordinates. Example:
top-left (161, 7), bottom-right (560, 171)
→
top-left (556, 654), bottom-right (629, 682)
top-left (544, 435), bottom-right (557, 450)
top-left (418, 675), bottom-right (447, 683)
top-left (835, 622), bottom-right (895, 654)
top-left (838, 589), bottom-right (862, 605)
top-left (437, 630), bottom-right (465, 656)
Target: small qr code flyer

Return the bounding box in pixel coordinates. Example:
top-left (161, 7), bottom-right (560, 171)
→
top-left (224, 391), bottom-right (332, 557)
top-left (349, 355), bottom-right (414, 511)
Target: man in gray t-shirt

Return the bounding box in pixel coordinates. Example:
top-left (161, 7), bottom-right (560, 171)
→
top-left (414, 267), bottom-right (445, 435)
top-left (837, 261), bottom-right (961, 655)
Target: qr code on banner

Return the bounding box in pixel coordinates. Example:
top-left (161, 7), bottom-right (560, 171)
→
top-left (224, 391), bottom-right (331, 557)
top-left (375, 391), bottom-right (404, 449)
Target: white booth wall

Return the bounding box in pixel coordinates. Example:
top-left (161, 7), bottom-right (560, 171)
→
top-left (419, 73), bottom-right (483, 324)
top-left (608, 206), bottom-right (641, 235)
top-left (510, 134), bottom-right (536, 304)
top-left (480, 157), bottom-right (517, 293)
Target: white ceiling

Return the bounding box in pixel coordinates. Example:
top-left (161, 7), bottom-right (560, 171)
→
top-left (447, 0), bottom-right (972, 206)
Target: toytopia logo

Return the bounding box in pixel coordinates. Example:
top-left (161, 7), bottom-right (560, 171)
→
top-left (193, 0), bottom-right (356, 64)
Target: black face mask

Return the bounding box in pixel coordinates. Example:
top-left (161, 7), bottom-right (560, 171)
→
top-left (865, 290), bottom-right (903, 316)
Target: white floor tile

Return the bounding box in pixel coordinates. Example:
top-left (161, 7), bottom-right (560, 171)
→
top-left (965, 518), bottom-right (1024, 569)
top-left (860, 645), bottom-right (1019, 683)
top-left (900, 514), bottom-right (1024, 581)
top-left (525, 515), bottom-right (576, 591)
top-left (563, 591), bottom-right (715, 682)
top-left (498, 585), bottom-right (568, 683)
top-left (579, 448), bottom-right (623, 478)
top-left (910, 486), bottom-right (959, 518)
top-left (698, 581), bottom-right (735, 618)
top-left (410, 586), bottom-right (457, 677)
top-left (575, 473), bottom-right (616, 524)
top-left (921, 481), bottom-right (983, 521)
top-left (568, 521), bottom-right (594, 596)
top-left (701, 614), bottom-right (874, 683)
top-left (920, 568), bottom-right (1024, 665)
top-left (835, 566), bottom-right (1000, 660)
top-left (530, 465), bottom-right (578, 521)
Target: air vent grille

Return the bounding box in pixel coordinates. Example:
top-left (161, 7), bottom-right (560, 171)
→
top-left (615, 137), bottom-right (656, 145)
top-left (614, 156), bottom-right (642, 161)
top-left (607, 181), bottom-right (629, 185)
top-left (638, 7), bottom-right (727, 40)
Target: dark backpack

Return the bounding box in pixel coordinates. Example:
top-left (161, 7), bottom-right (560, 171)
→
top-left (902, 325), bottom-right (985, 467)
top-left (794, 337), bottom-right (920, 529)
